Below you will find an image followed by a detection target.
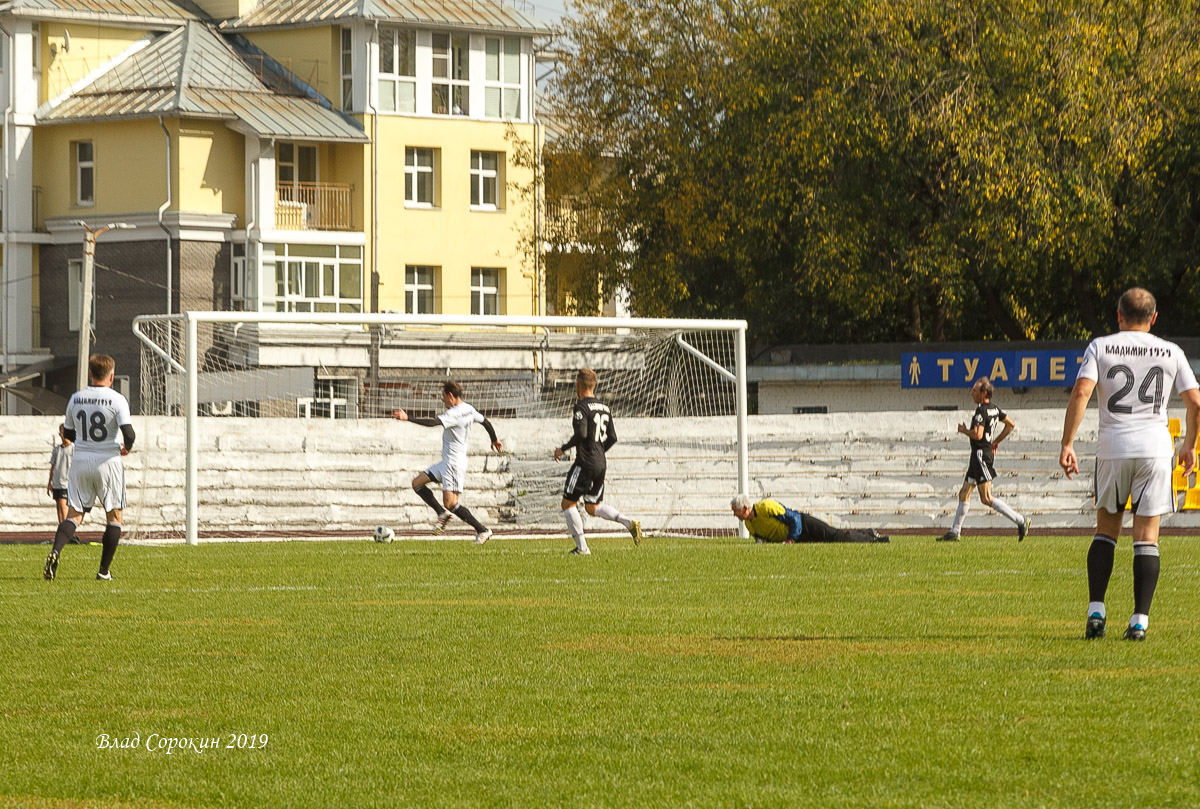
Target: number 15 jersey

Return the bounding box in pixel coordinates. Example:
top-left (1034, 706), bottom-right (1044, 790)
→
top-left (65, 385), bottom-right (132, 459)
top-left (1077, 331), bottom-right (1198, 459)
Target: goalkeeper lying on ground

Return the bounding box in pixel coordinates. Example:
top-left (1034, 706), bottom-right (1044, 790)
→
top-left (731, 494), bottom-right (889, 543)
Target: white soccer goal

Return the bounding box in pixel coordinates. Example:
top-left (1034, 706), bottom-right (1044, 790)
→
top-left (133, 312), bottom-right (748, 545)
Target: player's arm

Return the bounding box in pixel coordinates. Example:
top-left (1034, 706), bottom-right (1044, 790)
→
top-left (120, 423), bottom-right (136, 455)
top-left (601, 414), bottom-right (617, 452)
top-left (992, 416), bottom-right (1016, 451)
top-left (1060, 377), bottom-right (1097, 479)
top-left (480, 417), bottom-right (502, 452)
top-left (1178, 387), bottom-right (1200, 476)
top-left (392, 409), bottom-right (441, 427)
top-left (555, 410), bottom-right (587, 461)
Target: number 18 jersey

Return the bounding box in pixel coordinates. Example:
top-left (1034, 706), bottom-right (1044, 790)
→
top-left (1077, 331), bottom-right (1198, 459)
top-left (65, 385), bottom-right (132, 459)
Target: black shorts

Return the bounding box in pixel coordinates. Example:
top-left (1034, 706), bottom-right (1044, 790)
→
top-left (965, 449), bottom-right (996, 484)
top-left (51, 488), bottom-right (68, 500)
top-left (563, 463), bottom-right (606, 504)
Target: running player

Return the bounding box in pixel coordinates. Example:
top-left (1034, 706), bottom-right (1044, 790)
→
top-left (1061, 287), bottom-right (1200, 641)
top-left (393, 380), bottom-right (502, 544)
top-left (43, 354), bottom-right (134, 581)
top-left (554, 368), bottom-right (642, 555)
top-left (939, 377), bottom-right (1030, 542)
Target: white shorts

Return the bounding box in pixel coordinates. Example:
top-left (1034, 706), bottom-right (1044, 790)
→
top-left (424, 457), bottom-right (467, 494)
top-left (1094, 457), bottom-right (1175, 517)
top-left (67, 452), bottom-right (127, 514)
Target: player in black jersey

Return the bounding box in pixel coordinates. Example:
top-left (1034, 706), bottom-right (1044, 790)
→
top-left (554, 368), bottom-right (642, 554)
top-left (939, 377), bottom-right (1030, 542)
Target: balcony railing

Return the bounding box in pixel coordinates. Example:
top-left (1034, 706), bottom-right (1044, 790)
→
top-left (276, 182), bottom-right (354, 231)
top-left (545, 198), bottom-right (603, 243)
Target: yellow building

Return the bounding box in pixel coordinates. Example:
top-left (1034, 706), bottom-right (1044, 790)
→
top-left (0, 0), bottom-right (550, 414)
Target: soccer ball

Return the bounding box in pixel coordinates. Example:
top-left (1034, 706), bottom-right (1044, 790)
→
top-left (373, 525), bottom-right (395, 543)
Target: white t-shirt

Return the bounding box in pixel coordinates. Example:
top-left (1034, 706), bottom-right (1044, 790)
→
top-left (64, 385), bottom-right (132, 459)
top-left (437, 402), bottom-right (485, 463)
top-left (1077, 331), bottom-right (1198, 459)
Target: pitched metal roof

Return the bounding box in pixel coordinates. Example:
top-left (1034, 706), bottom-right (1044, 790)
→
top-left (0, 0), bottom-right (204, 26)
top-left (38, 21), bottom-right (369, 142)
top-left (223, 0), bottom-right (550, 35)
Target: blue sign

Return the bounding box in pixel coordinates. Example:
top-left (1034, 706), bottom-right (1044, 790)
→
top-left (901, 350), bottom-right (1086, 389)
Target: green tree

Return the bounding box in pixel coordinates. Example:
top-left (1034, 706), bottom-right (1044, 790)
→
top-left (546, 0), bottom-right (1200, 343)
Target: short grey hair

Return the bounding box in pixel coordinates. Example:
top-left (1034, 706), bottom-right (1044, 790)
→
top-left (731, 493), bottom-right (753, 511)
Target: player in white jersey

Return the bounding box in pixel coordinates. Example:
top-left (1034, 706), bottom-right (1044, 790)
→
top-left (392, 380), bottom-right (502, 543)
top-left (1060, 288), bottom-right (1200, 641)
top-left (43, 354), bottom-right (136, 582)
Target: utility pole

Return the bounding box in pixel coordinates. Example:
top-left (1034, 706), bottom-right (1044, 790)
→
top-left (74, 221), bottom-right (134, 390)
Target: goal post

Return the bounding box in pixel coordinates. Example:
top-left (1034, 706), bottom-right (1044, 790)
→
top-left (134, 311), bottom-right (750, 545)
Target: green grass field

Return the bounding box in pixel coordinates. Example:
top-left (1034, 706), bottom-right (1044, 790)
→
top-left (3, 534), bottom-right (1200, 808)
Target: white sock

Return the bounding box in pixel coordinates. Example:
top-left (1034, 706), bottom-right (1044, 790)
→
top-left (563, 508), bottom-right (587, 552)
top-left (592, 503), bottom-right (631, 529)
top-left (989, 497), bottom-right (1023, 526)
top-left (1088, 601), bottom-right (1106, 618)
top-left (949, 501), bottom-right (969, 534)
top-left (1130, 613), bottom-right (1149, 630)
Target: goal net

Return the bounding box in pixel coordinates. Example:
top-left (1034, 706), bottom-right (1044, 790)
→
top-left (132, 312), bottom-right (747, 544)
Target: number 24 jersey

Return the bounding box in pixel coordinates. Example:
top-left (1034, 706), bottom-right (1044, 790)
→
top-left (1077, 331), bottom-right (1198, 459)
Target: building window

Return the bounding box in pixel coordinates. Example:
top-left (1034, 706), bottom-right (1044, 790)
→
top-left (484, 36), bottom-right (521, 119)
top-left (75, 141), bottom-right (94, 206)
top-left (405, 147), bottom-right (436, 207)
top-left (299, 377), bottom-right (359, 419)
top-left (792, 406), bottom-right (829, 414)
top-left (431, 33), bottom-right (469, 115)
top-left (470, 151), bottom-right (501, 209)
top-left (278, 142), bottom-right (317, 192)
top-left (67, 258), bottom-right (83, 332)
top-left (231, 243), bottom-right (248, 311)
top-left (31, 23), bottom-right (39, 70)
top-left (268, 243), bottom-right (363, 313)
top-left (377, 27), bottom-right (416, 113)
top-left (405, 265), bottom-right (436, 313)
top-left (471, 268), bottom-right (501, 315)
top-left (340, 28), bottom-right (354, 111)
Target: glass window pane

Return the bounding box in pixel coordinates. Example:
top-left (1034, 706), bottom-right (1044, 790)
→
top-left (316, 302), bottom-right (336, 313)
top-left (323, 265), bottom-right (335, 297)
top-left (298, 146), bottom-right (317, 183)
top-left (483, 152), bottom-right (498, 172)
top-left (78, 142), bottom-right (93, 162)
top-left (303, 261), bottom-right (320, 297)
top-left (289, 244), bottom-right (337, 258)
top-left (483, 176), bottom-right (496, 206)
top-left (432, 85), bottom-right (449, 115)
top-left (417, 149), bottom-right (433, 168)
top-left (379, 80), bottom-right (396, 113)
top-left (279, 143), bottom-right (293, 162)
top-left (504, 88), bottom-right (520, 118)
top-left (340, 264), bottom-right (361, 298)
top-left (276, 261), bottom-right (286, 296)
top-left (400, 31), bottom-right (416, 76)
top-left (471, 178), bottom-right (479, 207)
top-left (417, 172), bottom-right (432, 204)
top-left (452, 36), bottom-right (469, 79)
top-left (484, 87), bottom-right (500, 118)
top-left (405, 171), bottom-right (414, 201)
top-left (80, 169), bottom-right (93, 202)
top-left (398, 81), bottom-right (415, 112)
top-left (453, 86), bottom-right (468, 116)
top-left (472, 289), bottom-right (481, 314)
top-left (341, 245), bottom-right (362, 259)
top-left (379, 28), bottom-right (394, 73)
top-left (504, 38), bottom-right (521, 83)
top-left (485, 38), bottom-right (499, 81)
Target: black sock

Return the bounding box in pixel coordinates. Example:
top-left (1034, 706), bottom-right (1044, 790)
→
top-left (451, 505), bottom-right (487, 533)
top-left (1087, 535), bottom-right (1117, 604)
top-left (52, 519), bottom-right (78, 554)
top-left (99, 523), bottom-right (122, 574)
top-left (414, 485), bottom-right (447, 515)
top-left (1132, 542), bottom-right (1161, 617)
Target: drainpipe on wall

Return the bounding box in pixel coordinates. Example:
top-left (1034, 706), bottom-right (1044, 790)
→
top-left (157, 116), bottom-right (172, 317)
top-left (0, 21), bottom-right (15, 412)
top-left (366, 21), bottom-right (381, 412)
